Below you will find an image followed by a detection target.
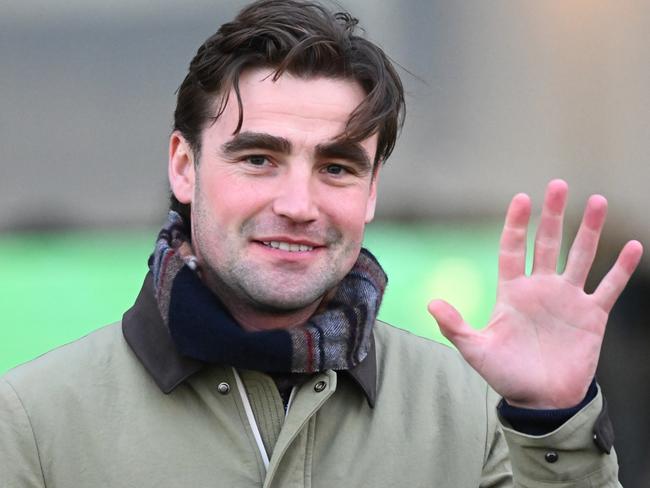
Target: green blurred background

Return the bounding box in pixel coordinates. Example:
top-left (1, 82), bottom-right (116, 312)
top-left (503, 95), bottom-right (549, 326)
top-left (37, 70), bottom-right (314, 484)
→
top-left (0, 222), bottom-right (502, 374)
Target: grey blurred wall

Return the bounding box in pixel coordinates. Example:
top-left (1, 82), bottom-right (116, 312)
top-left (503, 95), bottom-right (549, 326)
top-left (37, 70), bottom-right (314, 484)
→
top-left (2, 1), bottom-right (649, 240)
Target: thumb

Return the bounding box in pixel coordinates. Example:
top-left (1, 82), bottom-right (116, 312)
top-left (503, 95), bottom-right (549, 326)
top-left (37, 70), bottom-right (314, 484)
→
top-left (427, 299), bottom-right (477, 351)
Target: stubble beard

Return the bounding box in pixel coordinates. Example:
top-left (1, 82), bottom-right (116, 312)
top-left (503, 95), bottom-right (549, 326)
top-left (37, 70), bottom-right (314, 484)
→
top-left (194, 213), bottom-right (360, 316)
top-left (203, 254), bottom-right (341, 314)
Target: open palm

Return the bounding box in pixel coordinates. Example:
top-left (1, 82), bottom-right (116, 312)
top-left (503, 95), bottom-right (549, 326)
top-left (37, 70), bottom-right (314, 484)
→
top-left (428, 180), bottom-right (643, 408)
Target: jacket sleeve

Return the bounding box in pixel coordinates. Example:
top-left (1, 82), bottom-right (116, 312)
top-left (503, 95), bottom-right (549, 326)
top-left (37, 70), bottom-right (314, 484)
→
top-left (0, 377), bottom-right (46, 488)
top-left (497, 387), bottom-right (621, 488)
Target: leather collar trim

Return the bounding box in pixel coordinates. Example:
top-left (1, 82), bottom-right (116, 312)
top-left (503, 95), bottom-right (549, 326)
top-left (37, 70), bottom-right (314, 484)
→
top-left (122, 273), bottom-right (377, 407)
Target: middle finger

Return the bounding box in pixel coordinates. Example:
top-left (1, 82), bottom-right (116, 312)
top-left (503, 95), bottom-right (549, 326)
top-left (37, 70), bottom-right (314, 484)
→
top-left (532, 179), bottom-right (568, 274)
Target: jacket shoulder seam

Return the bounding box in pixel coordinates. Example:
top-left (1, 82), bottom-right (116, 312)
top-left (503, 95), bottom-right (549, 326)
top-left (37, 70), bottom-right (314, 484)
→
top-left (7, 322), bottom-right (121, 374)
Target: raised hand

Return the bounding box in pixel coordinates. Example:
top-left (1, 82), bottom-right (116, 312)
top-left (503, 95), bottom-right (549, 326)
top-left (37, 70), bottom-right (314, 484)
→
top-left (428, 180), bottom-right (643, 409)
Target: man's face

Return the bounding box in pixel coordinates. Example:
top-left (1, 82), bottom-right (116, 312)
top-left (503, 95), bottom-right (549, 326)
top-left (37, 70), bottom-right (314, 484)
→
top-left (170, 68), bottom-right (378, 321)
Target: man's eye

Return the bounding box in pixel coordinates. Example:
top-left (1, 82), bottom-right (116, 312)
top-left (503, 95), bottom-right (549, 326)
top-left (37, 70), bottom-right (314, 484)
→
top-left (246, 155), bottom-right (269, 166)
top-left (325, 164), bottom-right (348, 175)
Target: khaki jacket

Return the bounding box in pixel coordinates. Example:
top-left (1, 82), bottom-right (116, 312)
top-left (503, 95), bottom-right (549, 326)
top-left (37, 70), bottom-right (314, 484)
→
top-left (0, 276), bottom-right (620, 487)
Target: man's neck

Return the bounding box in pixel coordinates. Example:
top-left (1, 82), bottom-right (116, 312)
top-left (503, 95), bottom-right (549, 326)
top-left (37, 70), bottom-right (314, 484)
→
top-left (202, 274), bottom-right (323, 332)
top-left (226, 300), bottom-right (320, 332)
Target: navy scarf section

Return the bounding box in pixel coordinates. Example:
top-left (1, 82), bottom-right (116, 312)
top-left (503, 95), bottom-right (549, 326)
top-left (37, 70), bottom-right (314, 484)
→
top-left (168, 265), bottom-right (294, 371)
top-left (151, 211), bottom-right (387, 373)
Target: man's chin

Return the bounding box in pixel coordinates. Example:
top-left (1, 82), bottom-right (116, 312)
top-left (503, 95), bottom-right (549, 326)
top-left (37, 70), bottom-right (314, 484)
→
top-left (244, 290), bottom-right (326, 315)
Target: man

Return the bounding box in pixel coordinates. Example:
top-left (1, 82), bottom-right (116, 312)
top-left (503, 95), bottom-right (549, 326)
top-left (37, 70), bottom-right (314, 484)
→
top-left (0, 1), bottom-right (643, 486)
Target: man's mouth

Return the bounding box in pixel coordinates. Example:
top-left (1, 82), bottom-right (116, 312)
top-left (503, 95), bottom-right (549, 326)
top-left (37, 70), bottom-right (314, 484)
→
top-left (261, 241), bottom-right (315, 252)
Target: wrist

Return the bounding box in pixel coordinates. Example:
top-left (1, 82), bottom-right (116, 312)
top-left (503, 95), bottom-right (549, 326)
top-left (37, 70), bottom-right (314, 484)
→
top-left (504, 382), bottom-right (594, 410)
top-left (498, 380), bottom-right (598, 435)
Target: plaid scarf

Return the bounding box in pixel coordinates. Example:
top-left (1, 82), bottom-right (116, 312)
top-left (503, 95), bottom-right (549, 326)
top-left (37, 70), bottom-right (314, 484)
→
top-left (150, 211), bottom-right (387, 373)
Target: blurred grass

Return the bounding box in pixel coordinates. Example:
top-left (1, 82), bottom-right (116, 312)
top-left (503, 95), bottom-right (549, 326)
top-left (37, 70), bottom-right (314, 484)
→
top-left (0, 222), bottom-right (503, 374)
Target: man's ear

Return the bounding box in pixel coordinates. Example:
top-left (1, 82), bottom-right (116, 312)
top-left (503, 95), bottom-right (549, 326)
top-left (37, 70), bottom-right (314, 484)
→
top-left (168, 132), bottom-right (196, 204)
top-left (365, 163), bottom-right (381, 223)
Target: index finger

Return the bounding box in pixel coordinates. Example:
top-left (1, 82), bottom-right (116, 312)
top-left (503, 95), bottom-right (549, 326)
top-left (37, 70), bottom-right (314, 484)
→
top-left (498, 193), bottom-right (531, 282)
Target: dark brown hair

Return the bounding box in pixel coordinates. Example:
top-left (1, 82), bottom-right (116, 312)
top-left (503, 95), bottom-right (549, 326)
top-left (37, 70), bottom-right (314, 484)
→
top-left (171, 0), bottom-right (405, 221)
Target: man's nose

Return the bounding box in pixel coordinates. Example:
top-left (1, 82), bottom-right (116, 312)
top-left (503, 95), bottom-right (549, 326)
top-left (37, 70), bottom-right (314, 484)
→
top-left (271, 168), bottom-right (319, 223)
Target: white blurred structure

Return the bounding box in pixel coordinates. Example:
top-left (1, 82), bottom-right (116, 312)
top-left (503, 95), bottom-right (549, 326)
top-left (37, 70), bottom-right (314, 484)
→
top-left (2, 1), bottom-right (649, 239)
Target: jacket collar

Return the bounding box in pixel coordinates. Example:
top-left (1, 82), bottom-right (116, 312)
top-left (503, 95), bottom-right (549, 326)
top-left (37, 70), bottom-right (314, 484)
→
top-left (122, 273), bottom-right (377, 407)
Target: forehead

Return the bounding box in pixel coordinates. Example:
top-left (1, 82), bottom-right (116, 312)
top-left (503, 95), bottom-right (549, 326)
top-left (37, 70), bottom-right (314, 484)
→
top-left (205, 69), bottom-right (373, 148)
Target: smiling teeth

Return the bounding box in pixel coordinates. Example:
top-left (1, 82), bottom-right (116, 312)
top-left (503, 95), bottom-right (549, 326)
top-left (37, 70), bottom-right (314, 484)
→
top-left (263, 241), bottom-right (314, 252)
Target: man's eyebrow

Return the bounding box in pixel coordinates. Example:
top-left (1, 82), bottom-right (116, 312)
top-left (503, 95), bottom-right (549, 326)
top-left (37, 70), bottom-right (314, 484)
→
top-left (315, 140), bottom-right (372, 174)
top-left (221, 131), bottom-right (292, 155)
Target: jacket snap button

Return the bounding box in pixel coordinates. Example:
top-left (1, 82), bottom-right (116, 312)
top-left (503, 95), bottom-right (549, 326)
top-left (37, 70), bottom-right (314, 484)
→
top-left (217, 382), bottom-right (231, 395)
top-left (544, 451), bottom-right (559, 463)
top-left (314, 380), bottom-right (327, 392)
